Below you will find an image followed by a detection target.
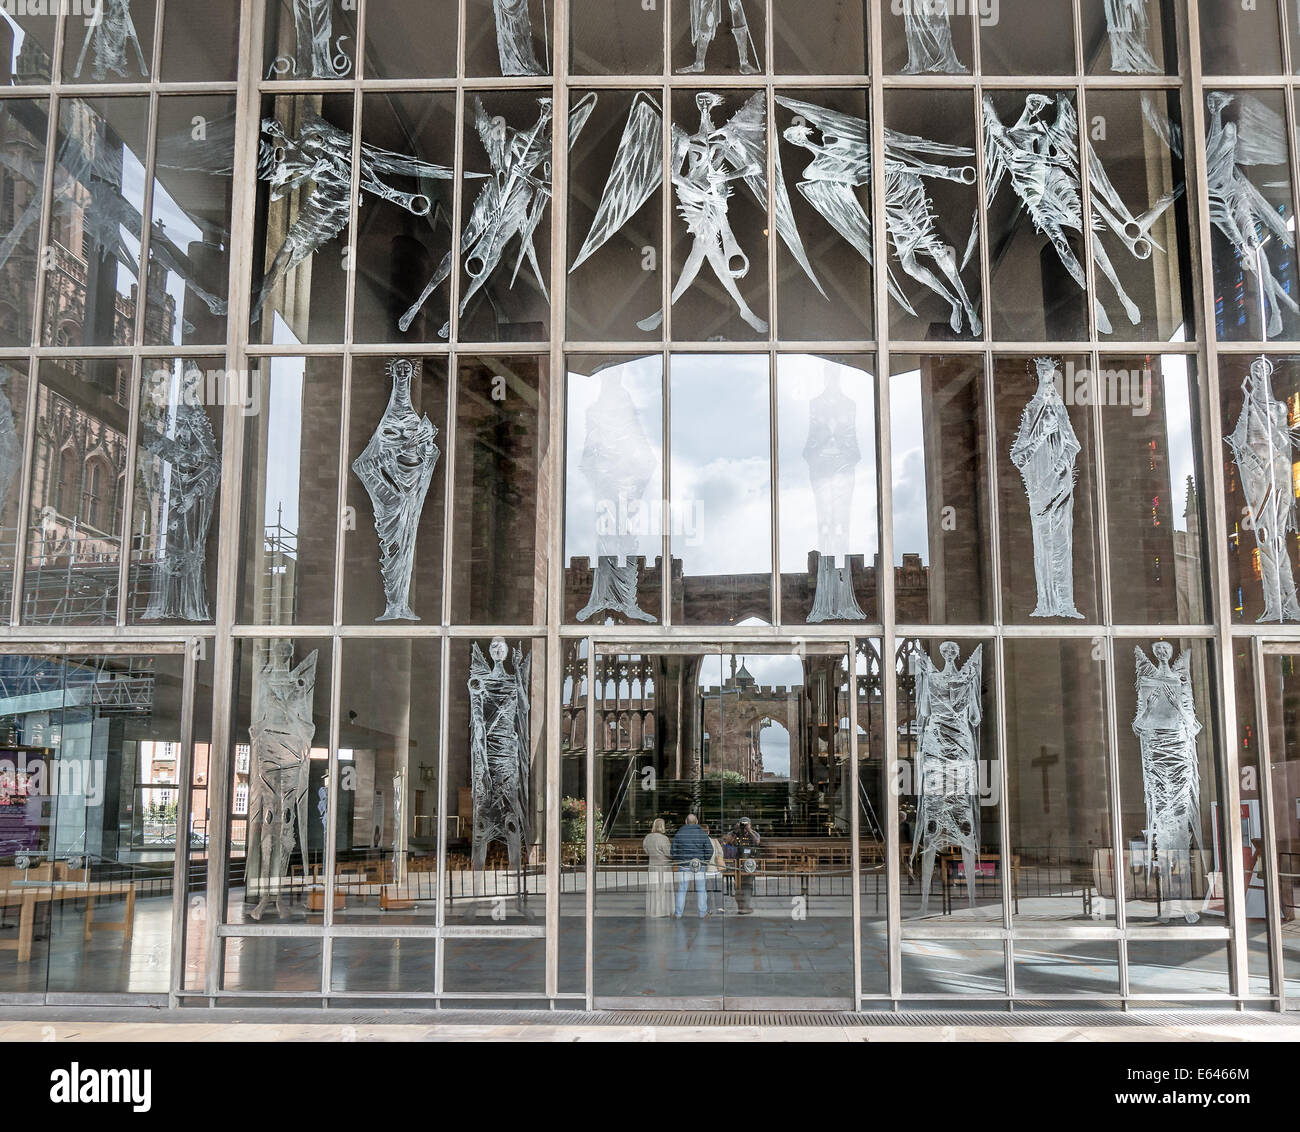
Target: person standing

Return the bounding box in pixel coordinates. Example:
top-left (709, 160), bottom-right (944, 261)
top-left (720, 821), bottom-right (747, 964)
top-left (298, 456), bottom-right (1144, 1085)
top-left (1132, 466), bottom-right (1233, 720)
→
top-left (732, 817), bottom-right (762, 914)
top-left (642, 818), bottom-right (673, 918)
top-left (671, 814), bottom-right (713, 918)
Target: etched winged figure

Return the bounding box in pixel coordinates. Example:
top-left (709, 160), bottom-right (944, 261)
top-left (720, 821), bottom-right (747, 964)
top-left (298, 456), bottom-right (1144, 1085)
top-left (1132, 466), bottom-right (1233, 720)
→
top-left (467, 639), bottom-right (533, 872)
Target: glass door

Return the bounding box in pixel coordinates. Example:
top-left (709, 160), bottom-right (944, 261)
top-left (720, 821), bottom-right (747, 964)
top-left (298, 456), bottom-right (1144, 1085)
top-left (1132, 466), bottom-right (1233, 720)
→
top-left (0, 648), bottom-right (191, 1000)
top-left (589, 642), bottom-right (855, 1008)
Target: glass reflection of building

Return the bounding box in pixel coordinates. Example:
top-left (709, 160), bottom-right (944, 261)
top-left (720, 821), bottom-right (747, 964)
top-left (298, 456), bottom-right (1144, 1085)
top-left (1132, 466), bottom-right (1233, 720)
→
top-left (0, 0), bottom-right (1295, 1012)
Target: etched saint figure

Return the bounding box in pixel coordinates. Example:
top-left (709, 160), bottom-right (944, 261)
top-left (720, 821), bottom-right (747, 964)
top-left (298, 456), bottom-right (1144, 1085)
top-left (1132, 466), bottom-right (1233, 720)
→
top-left (678, 0), bottom-right (759, 75)
top-left (352, 358), bottom-right (440, 622)
top-left (910, 642), bottom-right (983, 916)
top-left (577, 370), bottom-right (657, 624)
top-left (1011, 357), bottom-right (1083, 619)
top-left (1133, 644), bottom-right (1204, 923)
top-left (1104, 0), bottom-right (1159, 73)
top-left (141, 368), bottom-right (221, 622)
top-left (493, 0), bottom-right (547, 75)
top-left (779, 95), bottom-right (982, 335)
top-left (268, 0), bottom-right (353, 78)
top-left (1204, 92), bottom-right (1300, 340)
top-left (900, 0), bottom-right (967, 74)
top-left (74, 0), bottom-right (149, 80)
top-left (248, 642), bottom-right (318, 921)
top-left (804, 367), bottom-right (865, 622)
top-left (467, 639), bottom-right (533, 872)
top-left (255, 114), bottom-right (457, 326)
top-left (1226, 355), bottom-right (1300, 622)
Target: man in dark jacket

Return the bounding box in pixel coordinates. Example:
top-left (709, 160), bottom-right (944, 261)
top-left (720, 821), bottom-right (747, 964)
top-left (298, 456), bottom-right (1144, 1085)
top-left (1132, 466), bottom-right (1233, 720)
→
top-left (671, 814), bottom-right (713, 918)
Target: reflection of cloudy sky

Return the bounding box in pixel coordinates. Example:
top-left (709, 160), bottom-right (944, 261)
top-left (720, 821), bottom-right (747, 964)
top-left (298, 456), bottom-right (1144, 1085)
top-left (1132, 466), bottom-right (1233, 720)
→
top-left (776, 356), bottom-right (877, 572)
top-left (1160, 355), bottom-right (1195, 532)
top-left (670, 355), bottom-right (771, 577)
top-left (565, 356), bottom-right (662, 561)
top-left (890, 369), bottom-right (930, 564)
top-left (263, 322), bottom-right (305, 537)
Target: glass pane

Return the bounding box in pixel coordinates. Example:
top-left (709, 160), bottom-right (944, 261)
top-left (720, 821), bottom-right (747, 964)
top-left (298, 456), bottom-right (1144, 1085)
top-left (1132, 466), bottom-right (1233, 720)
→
top-left (44, 96), bottom-right (150, 349)
top-left (1221, 354), bottom-right (1300, 624)
top-left (667, 89), bottom-right (770, 341)
top-left (1232, 644), bottom-right (1272, 997)
top-left (671, 0), bottom-right (765, 76)
top-left (449, 355), bottom-right (549, 625)
top-left (1101, 352), bottom-right (1208, 625)
top-left (566, 90), bottom-right (664, 343)
top-left (330, 937), bottom-right (438, 992)
top-left (1086, 90), bottom-right (1191, 343)
top-left (775, 88), bottom-right (875, 341)
top-left (343, 355), bottom-right (447, 626)
top-left (983, 90), bottom-right (1088, 340)
top-left (572, 0), bottom-right (663, 75)
top-left (129, 358), bottom-right (224, 625)
top-left (264, 0), bottom-right (356, 79)
top-left (465, 0), bottom-right (551, 78)
top-left (457, 91), bottom-right (557, 342)
top-left (883, 89), bottom-right (982, 342)
top-left (161, 0), bottom-right (241, 82)
top-left (669, 353), bottom-right (772, 625)
top-left (775, 0), bottom-right (867, 75)
top-left (238, 355), bottom-right (343, 627)
top-left (993, 354), bottom-right (1101, 624)
top-left (1006, 638), bottom-right (1114, 922)
top-left (856, 638), bottom-right (888, 995)
top-left (222, 936), bottom-right (323, 991)
top-left (333, 638), bottom-right (440, 925)
top-left (1126, 939), bottom-right (1231, 994)
top-left (1013, 940), bottom-right (1120, 995)
top-left (777, 354), bottom-right (878, 624)
top-left (890, 354), bottom-right (993, 625)
top-left (181, 649), bottom-right (215, 993)
top-left (444, 638), bottom-right (546, 926)
top-left (1207, 91), bottom-right (1299, 343)
top-left (24, 358), bottom-right (130, 626)
top-left (1115, 637), bottom-right (1224, 926)
top-left (558, 639), bottom-right (586, 995)
top-left (981, 0), bottom-right (1074, 74)
top-left (0, 98), bottom-right (49, 347)
top-left (63, 0), bottom-right (155, 83)
top-left (443, 938), bottom-right (545, 993)
top-left (0, 361), bottom-right (29, 605)
top-left (146, 96), bottom-right (238, 347)
top-left (898, 637), bottom-right (1001, 922)
top-left (226, 638), bottom-right (333, 926)
top-left (251, 92), bottom-right (354, 345)
top-left (1082, 0), bottom-right (1175, 76)
top-left (882, 0), bottom-right (971, 75)
top-left (1, 10), bottom-right (56, 83)
top-left (364, 0), bottom-right (459, 79)
top-left (564, 354), bottom-right (664, 626)
top-left (1200, 0), bottom-right (1283, 73)
top-left (901, 938), bottom-right (1006, 994)
top-left (353, 92), bottom-right (457, 345)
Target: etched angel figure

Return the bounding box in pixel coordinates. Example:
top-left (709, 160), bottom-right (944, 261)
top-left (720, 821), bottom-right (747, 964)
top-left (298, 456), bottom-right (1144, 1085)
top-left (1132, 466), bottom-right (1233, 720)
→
top-left (984, 93), bottom-right (1179, 335)
top-left (778, 95), bottom-right (982, 335)
top-left (248, 642), bottom-right (318, 921)
top-left (900, 0), bottom-right (967, 74)
top-left (267, 0), bottom-right (353, 78)
top-left (141, 368), bottom-right (221, 622)
top-left (910, 642), bottom-right (983, 916)
top-left (577, 369), bottom-right (657, 624)
top-left (494, 0), bottom-right (547, 76)
top-left (352, 358), bottom-right (440, 622)
top-left (74, 0), bottom-right (148, 80)
top-left (1226, 355), bottom-right (1300, 622)
top-left (1205, 92), bottom-right (1299, 340)
top-left (571, 90), bottom-right (818, 336)
top-left (468, 639), bottom-right (533, 873)
top-left (805, 366), bottom-right (865, 622)
top-left (678, 0), bottom-right (759, 75)
top-left (1133, 643), bottom-right (1204, 923)
top-left (1011, 357), bottom-right (1083, 619)
top-left (401, 94), bottom-right (596, 337)
top-left (254, 114), bottom-right (458, 327)
top-left (1104, 0), bottom-right (1159, 74)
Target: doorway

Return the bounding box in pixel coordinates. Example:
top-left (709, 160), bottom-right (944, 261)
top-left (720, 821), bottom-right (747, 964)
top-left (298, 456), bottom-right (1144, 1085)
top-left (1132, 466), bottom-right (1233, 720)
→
top-left (587, 641), bottom-right (860, 1009)
top-left (0, 646), bottom-right (193, 1001)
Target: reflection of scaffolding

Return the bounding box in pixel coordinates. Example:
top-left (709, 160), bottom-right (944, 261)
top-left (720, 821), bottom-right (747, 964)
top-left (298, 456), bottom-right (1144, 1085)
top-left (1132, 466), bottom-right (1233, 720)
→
top-left (0, 654), bottom-right (154, 718)
top-left (21, 525), bottom-right (119, 625)
top-left (261, 511), bottom-right (299, 624)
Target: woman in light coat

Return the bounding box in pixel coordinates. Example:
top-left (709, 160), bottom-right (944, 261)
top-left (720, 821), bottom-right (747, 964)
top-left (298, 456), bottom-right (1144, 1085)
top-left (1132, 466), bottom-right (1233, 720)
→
top-left (642, 818), bottom-right (673, 917)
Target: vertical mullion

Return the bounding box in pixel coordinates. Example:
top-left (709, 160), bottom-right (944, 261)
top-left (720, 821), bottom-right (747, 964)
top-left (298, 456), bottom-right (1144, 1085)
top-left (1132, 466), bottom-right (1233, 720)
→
top-left (1252, 638), bottom-right (1289, 1006)
top-left (321, 635), bottom-right (342, 990)
top-left (865, 0), bottom-right (899, 1006)
top-left (167, 636), bottom-right (199, 1006)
